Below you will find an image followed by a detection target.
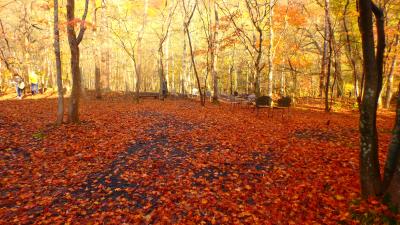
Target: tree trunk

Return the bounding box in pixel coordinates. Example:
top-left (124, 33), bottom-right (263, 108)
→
top-left (181, 22), bottom-right (187, 95)
top-left (186, 25), bottom-right (204, 106)
top-left (384, 30), bottom-right (398, 108)
top-left (325, 34), bottom-right (332, 112)
top-left (66, 0), bottom-right (88, 123)
top-left (211, 2), bottom-right (219, 103)
top-left (343, 0), bottom-right (359, 98)
top-left (100, 3), bottom-right (109, 92)
top-left (324, 0), bottom-right (333, 112)
top-left (383, 83), bottom-right (400, 207)
top-left (333, 34), bottom-right (343, 97)
top-left (320, 0), bottom-right (330, 98)
top-left (92, 0), bottom-right (101, 99)
top-left (384, 57), bottom-right (397, 108)
top-left (280, 58), bottom-right (285, 96)
top-left (267, 0), bottom-right (274, 97)
top-left (54, 0), bottom-right (63, 125)
top-left (358, 0), bottom-right (384, 198)
top-left (68, 41), bottom-right (81, 123)
top-left (134, 0), bottom-right (148, 102)
top-left (255, 29), bottom-right (262, 97)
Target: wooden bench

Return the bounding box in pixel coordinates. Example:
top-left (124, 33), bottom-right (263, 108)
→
top-left (253, 96), bottom-right (273, 116)
top-left (271, 96), bottom-right (292, 119)
top-left (138, 92), bottom-right (159, 99)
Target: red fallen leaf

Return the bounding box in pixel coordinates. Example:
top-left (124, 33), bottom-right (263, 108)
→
top-left (0, 94), bottom-right (396, 224)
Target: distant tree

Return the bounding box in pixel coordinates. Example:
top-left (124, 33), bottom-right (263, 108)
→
top-left (53, 0), bottom-right (63, 125)
top-left (183, 0), bottom-right (205, 106)
top-left (155, 0), bottom-right (177, 100)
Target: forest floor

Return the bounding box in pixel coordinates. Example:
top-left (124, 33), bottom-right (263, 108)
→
top-left (0, 92), bottom-right (398, 224)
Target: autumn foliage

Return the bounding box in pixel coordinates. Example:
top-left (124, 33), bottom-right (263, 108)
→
top-left (0, 95), bottom-right (397, 223)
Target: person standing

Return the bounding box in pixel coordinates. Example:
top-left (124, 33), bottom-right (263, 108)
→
top-left (12, 75), bottom-right (24, 99)
top-left (29, 70), bottom-right (39, 95)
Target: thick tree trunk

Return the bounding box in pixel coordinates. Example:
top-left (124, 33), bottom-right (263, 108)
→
top-left (66, 0), bottom-right (88, 123)
top-left (358, 0), bottom-right (384, 198)
top-left (383, 83), bottom-right (400, 207)
top-left (54, 0), bottom-right (63, 125)
top-left (68, 43), bottom-right (81, 123)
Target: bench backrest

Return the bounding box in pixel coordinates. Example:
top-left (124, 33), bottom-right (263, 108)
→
top-left (256, 96), bottom-right (272, 106)
top-left (277, 96), bottom-right (292, 107)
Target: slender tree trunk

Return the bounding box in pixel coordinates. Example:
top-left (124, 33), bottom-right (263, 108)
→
top-left (158, 47), bottom-right (165, 100)
top-left (320, 0), bottom-right (330, 97)
top-left (211, 2), bottom-right (219, 102)
top-left (255, 29), bottom-right (262, 97)
top-left (135, 0), bottom-right (148, 102)
top-left (325, 35), bottom-right (333, 112)
top-left (333, 35), bottom-right (343, 97)
top-left (100, 3), bottom-right (109, 92)
top-left (165, 30), bottom-right (170, 93)
top-left (267, 0), bottom-right (274, 97)
top-left (92, 0), bottom-right (101, 99)
top-left (324, 0), bottom-right (333, 112)
top-left (343, 0), bottom-right (359, 98)
top-left (385, 30), bottom-right (398, 108)
top-left (54, 0), bottom-right (63, 125)
top-left (186, 25), bottom-right (204, 106)
top-left (181, 22), bottom-right (187, 95)
top-left (280, 58), bottom-right (285, 96)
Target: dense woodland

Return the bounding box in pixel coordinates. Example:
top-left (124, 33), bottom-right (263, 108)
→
top-left (0, 0), bottom-right (400, 223)
top-left (0, 0), bottom-right (398, 105)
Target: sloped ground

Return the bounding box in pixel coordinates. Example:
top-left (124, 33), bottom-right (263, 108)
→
top-left (0, 97), bottom-right (397, 224)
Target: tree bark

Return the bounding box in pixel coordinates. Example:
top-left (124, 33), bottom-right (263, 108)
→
top-left (358, 0), bottom-right (384, 198)
top-left (320, 0), bottom-right (330, 98)
top-left (53, 0), bottom-right (63, 125)
top-left (211, 2), bottom-right (219, 103)
top-left (267, 0), bottom-right (274, 97)
top-left (343, 0), bottom-right (359, 98)
top-left (181, 21), bottom-right (188, 95)
top-left (383, 83), bottom-right (400, 207)
top-left (325, 32), bottom-right (333, 112)
top-left (333, 34), bottom-right (343, 97)
top-left (66, 0), bottom-right (89, 123)
top-left (92, 0), bottom-right (101, 99)
top-left (384, 26), bottom-right (398, 108)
